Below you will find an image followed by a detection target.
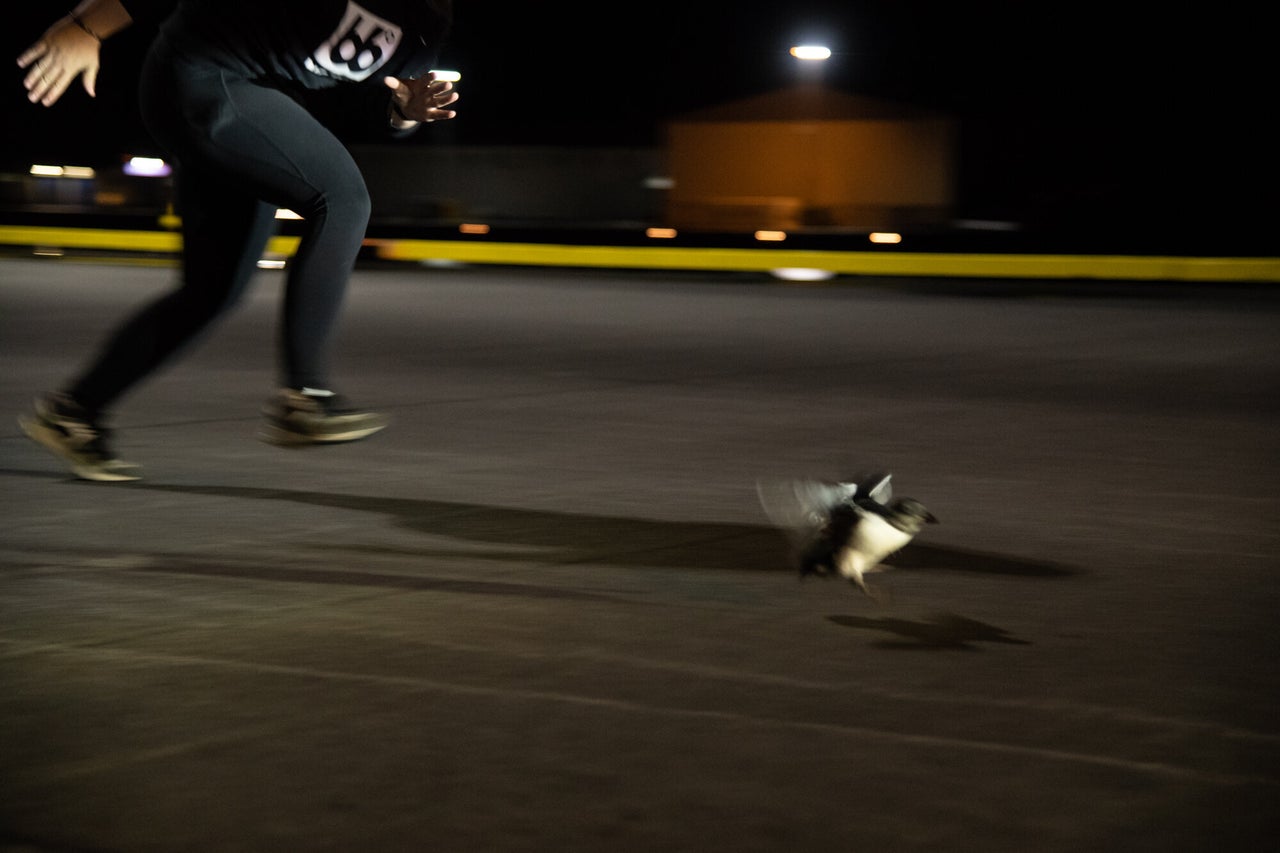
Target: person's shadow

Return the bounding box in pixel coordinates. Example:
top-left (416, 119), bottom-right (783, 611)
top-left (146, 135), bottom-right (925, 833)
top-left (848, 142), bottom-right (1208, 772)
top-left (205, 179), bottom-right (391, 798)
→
top-left (8, 472), bottom-right (1077, 616)
top-left (142, 480), bottom-right (1073, 576)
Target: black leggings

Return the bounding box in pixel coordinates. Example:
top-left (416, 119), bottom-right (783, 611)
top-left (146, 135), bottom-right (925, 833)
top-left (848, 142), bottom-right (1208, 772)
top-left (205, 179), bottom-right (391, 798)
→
top-left (69, 37), bottom-right (371, 411)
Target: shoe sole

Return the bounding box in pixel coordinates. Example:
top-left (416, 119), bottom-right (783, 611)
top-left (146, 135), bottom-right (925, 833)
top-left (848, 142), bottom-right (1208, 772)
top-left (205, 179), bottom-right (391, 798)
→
top-left (17, 415), bottom-right (141, 482)
top-left (257, 421), bottom-right (387, 448)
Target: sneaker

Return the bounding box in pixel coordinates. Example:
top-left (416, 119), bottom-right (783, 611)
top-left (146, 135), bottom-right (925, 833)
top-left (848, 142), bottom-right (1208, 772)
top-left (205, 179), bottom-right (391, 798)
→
top-left (258, 389), bottom-right (388, 447)
top-left (17, 393), bottom-right (141, 482)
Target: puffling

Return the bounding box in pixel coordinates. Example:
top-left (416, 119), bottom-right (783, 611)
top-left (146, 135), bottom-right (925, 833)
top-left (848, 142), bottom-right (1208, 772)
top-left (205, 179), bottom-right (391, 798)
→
top-left (758, 472), bottom-right (937, 599)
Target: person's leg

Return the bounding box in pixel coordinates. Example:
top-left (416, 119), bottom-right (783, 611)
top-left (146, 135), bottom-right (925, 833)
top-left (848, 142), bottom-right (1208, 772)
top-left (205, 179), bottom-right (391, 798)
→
top-left (271, 126), bottom-right (373, 394)
top-left (156, 75), bottom-right (386, 444)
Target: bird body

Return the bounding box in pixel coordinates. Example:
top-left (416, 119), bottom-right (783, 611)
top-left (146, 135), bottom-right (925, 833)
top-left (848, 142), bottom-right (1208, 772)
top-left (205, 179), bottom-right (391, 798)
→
top-left (838, 508), bottom-right (920, 583)
top-left (758, 472), bottom-right (937, 599)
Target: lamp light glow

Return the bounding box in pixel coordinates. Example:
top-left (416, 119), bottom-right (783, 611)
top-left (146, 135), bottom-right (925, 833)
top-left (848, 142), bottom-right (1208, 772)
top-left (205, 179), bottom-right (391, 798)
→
top-left (869, 232), bottom-right (903, 244)
top-left (123, 156), bottom-right (171, 177)
top-left (30, 164), bottom-right (95, 179)
top-left (771, 268), bottom-right (835, 282)
top-left (790, 45), bottom-right (832, 61)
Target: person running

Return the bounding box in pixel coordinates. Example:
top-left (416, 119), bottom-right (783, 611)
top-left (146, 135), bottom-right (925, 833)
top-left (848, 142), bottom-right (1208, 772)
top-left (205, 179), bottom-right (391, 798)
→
top-left (16, 0), bottom-right (459, 481)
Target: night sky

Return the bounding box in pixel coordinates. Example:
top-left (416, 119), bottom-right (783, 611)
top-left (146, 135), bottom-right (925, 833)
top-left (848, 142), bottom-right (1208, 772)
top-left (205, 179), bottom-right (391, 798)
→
top-left (2, 2), bottom-right (1274, 243)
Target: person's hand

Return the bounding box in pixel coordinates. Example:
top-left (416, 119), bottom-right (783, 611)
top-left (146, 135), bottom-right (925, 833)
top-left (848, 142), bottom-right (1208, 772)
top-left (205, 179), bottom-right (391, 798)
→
top-left (17, 16), bottom-right (103, 107)
top-left (384, 71), bottom-right (458, 126)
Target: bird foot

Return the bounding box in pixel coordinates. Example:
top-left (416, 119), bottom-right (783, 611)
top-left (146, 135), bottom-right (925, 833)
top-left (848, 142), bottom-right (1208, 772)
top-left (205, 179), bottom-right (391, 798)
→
top-left (856, 581), bottom-right (891, 607)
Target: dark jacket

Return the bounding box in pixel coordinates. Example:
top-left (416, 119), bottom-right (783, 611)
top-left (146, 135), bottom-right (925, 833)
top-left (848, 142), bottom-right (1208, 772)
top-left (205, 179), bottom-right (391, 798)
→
top-left (126, 0), bottom-right (453, 137)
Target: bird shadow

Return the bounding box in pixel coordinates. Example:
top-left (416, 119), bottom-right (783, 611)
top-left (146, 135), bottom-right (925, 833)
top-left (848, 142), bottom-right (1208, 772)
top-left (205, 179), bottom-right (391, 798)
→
top-left (827, 612), bottom-right (1032, 650)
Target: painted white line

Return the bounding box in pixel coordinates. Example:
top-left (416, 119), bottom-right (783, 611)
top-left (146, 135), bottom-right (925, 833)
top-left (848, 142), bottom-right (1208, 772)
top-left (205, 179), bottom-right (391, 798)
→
top-left (5, 639), bottom-right (1273, 786)
top-left (13, 725), bottom-right (285, 787)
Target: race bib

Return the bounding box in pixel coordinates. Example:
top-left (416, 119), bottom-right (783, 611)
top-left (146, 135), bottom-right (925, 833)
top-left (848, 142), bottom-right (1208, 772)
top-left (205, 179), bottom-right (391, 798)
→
top-left (304, 1), bottom-right (402, 82)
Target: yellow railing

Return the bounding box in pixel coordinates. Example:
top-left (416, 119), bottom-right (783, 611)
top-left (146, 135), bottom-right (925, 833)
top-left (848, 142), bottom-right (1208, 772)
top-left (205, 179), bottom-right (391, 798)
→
top-left (2, 225), bottom-right (1278, 282)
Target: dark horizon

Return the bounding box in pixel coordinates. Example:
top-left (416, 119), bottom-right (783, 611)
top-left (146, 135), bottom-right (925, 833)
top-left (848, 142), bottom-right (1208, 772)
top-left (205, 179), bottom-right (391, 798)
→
top-left (1, 2), bottom-right (1273, 245)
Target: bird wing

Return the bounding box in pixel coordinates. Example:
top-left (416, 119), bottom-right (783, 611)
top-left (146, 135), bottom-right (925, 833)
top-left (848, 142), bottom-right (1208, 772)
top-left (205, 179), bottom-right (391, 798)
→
top-left (756, 477), bottom-right (853, 543)
top-left (856, 472), bottom-right (893, 504)
top-left (757, 473), bottom-right (894, 535)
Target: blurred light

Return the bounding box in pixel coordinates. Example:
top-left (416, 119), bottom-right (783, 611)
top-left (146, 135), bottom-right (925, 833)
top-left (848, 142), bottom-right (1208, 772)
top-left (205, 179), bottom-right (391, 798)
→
top-left (30, 164), bottom-right (95, 179)
top-left (274, 208), bottom-right (303, 220)
top-left (754, 230), bottom-right (787, 242)
top-left (869, 232), bottom-right (902, 244)
top-left (790, 45), bottom-right (832, 61)
top-left (644, 176), bottom-right (674, 189)
top-left (123, 156), bottom-right (171, 177)
top-left (431, 69), bottom-right (461, 82)
top-left (33, 247), bottom-right (65, 258)
top-left (257, 258), bottom-right (286, 269)
top-left (646, 227), bottom-right (677, 239)
top-left (459, 223), bottom-right (490, 235)
top-left (158, 204), bottom-right (181, 230)
top-left (771, 268), bottom-right (835, 282)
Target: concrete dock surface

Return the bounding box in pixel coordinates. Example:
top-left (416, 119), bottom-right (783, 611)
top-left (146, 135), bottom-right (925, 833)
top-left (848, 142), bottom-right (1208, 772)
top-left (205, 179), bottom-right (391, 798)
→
top-left (1, 259), bottom-right (1276, 851)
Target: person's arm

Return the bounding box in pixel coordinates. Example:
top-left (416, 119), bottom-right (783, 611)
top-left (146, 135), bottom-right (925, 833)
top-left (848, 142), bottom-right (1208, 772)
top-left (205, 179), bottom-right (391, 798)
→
top-left (16, 0), bottom-right (136, 107)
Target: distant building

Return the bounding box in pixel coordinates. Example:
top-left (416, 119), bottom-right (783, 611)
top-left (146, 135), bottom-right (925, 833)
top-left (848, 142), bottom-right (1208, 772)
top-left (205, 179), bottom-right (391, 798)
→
top-left (664, 86), bottom-right (958, 232)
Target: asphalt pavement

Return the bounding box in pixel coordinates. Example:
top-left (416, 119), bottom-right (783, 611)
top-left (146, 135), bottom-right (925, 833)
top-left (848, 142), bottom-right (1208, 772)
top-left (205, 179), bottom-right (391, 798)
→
top-left (1, 258), bottom-right (1277, 852)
